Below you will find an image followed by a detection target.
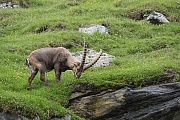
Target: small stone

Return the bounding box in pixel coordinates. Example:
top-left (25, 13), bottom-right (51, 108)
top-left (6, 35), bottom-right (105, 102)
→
top-left (79, 24), bottom-right (108, 34)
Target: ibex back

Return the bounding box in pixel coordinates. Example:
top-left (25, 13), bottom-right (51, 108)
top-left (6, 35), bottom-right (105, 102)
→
top-left (25, 41), bottom-right (102, 90)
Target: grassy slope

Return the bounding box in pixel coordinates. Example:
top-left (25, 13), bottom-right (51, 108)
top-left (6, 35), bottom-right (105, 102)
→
top-left (0, 0), bottom-right (180, 119)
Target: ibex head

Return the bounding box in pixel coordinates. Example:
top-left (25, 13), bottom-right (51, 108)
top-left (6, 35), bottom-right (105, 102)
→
top-left (72, 40), bottom-right (103, 78)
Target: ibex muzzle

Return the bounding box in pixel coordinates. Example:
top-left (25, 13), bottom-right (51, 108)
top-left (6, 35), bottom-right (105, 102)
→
top-left (25, 40), bottom-right (102, 90)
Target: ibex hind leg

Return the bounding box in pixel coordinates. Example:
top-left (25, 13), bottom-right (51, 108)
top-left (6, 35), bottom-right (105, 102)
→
top-left (27, 69), bottom-right (38, 90)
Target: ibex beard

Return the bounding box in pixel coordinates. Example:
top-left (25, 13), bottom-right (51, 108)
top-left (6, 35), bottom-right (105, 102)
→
top-left (25, 41), bottom-right (102, 90)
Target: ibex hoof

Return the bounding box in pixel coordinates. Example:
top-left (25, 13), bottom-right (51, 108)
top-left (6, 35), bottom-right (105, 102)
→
top-left (56, 80), bottom-right (60, 82)
top-left (26, 87), bottom-right (31, 90)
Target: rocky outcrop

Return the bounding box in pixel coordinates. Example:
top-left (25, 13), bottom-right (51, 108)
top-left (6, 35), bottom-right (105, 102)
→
top-left (68, 82), bottom-right (180, 120)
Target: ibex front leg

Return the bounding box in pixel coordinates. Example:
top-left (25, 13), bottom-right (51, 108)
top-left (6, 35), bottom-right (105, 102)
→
top-left (39, 70), bottom-right (50, 86)
top-left (39, 65), bottom-right (50, 86)
top-left (54, 63), bottom-right (61, 82)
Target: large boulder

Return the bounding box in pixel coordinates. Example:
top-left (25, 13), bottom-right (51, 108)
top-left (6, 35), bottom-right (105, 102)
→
top-left (144, 11), bottom-right (170, 24)
top-left (72, 49), bottom-right (115, 67)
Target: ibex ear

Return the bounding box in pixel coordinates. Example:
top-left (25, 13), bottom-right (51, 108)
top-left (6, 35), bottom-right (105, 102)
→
top-left (73, 61), bottom-right (81, 67)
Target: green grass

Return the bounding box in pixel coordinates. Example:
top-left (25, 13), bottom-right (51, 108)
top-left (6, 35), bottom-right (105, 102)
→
top-left (0, 0), bottom-right (180, 119)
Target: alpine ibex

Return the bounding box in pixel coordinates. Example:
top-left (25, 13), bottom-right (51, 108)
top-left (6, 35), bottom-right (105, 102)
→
top-left (25, 41), bottom-right (102, 90)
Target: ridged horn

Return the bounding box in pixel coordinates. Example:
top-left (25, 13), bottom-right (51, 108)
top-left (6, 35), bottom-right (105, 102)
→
top-left (79, 40), bottom-right (87, 71)
top-left (83, 49), bottom-right (103, 71)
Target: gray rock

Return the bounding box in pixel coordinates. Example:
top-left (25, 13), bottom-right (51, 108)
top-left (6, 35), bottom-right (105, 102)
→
top-left (0, 112), bottom-right (39, 120)
top-left (0, 112), bottom-right (71, 120)
top-left (144, 11), bottom-right (170, 24)
top-left (0, 2), bottom-right (20, 9)
top-left (72, 49), bottom-right (115, 67)
top-left (13, 5), bottom-right (20, 8)
top-left (79, 24), bottom-right (108, 34)
top-left (0, 3), bottom-right (7, 8)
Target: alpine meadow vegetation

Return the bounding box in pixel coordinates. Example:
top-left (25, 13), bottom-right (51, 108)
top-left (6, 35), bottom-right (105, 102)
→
top-left (0, 0), bottom-right (180, 119)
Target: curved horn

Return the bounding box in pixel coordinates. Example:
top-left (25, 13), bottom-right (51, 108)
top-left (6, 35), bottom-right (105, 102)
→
top-left (83, 49), bottom-right (103, 71)
top-left (79, 40), bottom-right (87, 70)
